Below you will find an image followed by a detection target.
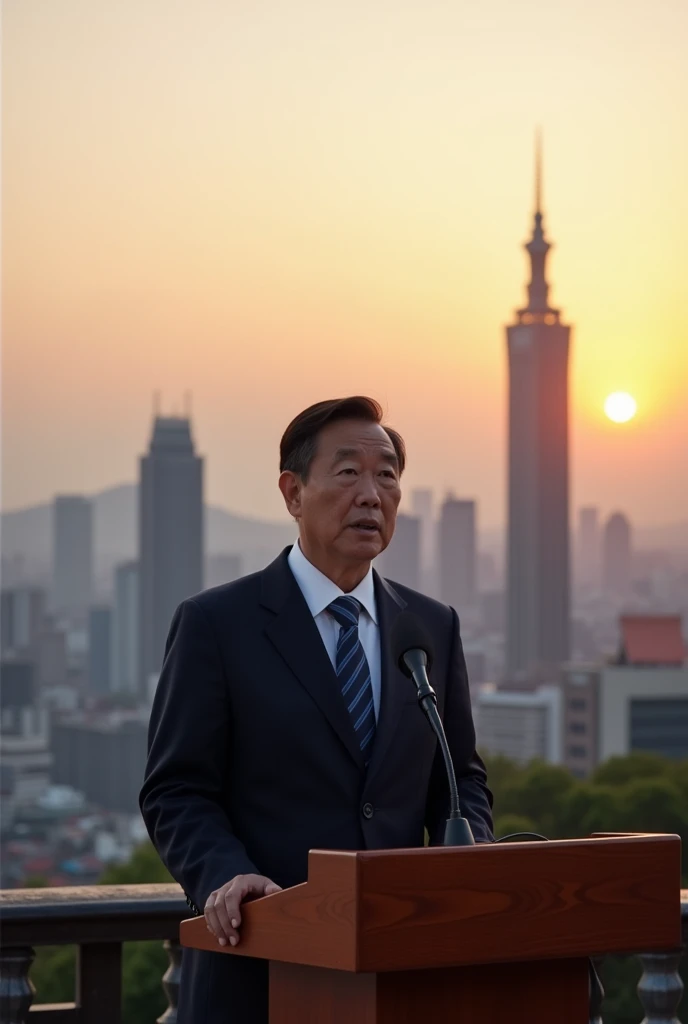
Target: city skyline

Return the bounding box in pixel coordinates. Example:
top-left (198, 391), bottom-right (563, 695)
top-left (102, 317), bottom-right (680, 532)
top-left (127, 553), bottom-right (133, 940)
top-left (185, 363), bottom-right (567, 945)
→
top-left (3, 0), bottom-right (688, 530)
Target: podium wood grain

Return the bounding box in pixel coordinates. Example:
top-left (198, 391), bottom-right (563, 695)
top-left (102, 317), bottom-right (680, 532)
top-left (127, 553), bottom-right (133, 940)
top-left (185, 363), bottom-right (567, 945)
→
top-left (180, 835), bottom-right (681, 1023)
top-left (180, 834), bottom-right (681, 970)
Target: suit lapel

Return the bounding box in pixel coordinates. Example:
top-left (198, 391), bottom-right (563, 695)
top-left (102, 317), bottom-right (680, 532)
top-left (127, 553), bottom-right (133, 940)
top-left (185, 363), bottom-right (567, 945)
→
top-left (260, 549), bottom-right (365, 771)
top-left (365, 572), bottom-right (408, 785)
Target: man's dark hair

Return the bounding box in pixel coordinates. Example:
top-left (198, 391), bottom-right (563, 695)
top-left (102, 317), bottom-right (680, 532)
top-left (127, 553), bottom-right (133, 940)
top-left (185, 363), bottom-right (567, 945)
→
top-left (280, 396), bottom-right (406, 480)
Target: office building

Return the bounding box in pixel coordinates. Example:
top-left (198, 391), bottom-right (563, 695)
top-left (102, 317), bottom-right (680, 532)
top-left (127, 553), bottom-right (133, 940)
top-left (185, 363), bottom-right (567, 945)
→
top-left (52, 496), bottom-right (93, 621)
top-left (112, 562), bottom-right (139, 696)
top-left (35, 627), bottom-right (69, 689)
top-left (561, 615), bottom-right (688, 777)
top-left (476, 684), bottom-right (562, 765)
top-left (377, 513), bottom-right (421, 591)
top-left (438, 496), bottom-right (476, 614)
top-left (602, 512), bottom-right (632, 596)
top-left (0, 661), bottom-right (52, 807)
top-left (88, 606), bottom-right (112, 695)
top-left (51, 711), bottom-right (148, 815)
top-left (1, 588), bottom-right (47, 656)
top-left (506, 141), bottom-right (570, 680)
top-left (139, 415), bottom-right (204, 696)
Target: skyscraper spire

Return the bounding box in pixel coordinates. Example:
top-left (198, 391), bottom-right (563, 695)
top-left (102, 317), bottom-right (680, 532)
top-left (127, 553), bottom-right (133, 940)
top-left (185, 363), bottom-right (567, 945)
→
top-left (523, 129), bottom-right (555, 314)
top-left (535, 126), bottom-right (543, 216)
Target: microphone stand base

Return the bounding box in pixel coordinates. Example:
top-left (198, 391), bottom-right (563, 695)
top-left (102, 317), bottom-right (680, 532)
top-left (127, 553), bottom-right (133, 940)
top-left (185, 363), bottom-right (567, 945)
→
top-left (443, 816), bottom-right (475, 847)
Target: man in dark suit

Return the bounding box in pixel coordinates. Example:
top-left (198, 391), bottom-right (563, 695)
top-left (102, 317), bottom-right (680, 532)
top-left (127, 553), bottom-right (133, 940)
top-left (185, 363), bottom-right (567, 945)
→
top-left (140, 396), bottom-right (493, 1023)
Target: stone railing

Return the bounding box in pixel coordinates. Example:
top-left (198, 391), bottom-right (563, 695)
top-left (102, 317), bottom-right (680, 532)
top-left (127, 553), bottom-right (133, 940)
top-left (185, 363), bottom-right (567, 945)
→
top-left (0, 885), bottom-right (686, 1023)
top-left (0, 884), bottom-right (186, 1023)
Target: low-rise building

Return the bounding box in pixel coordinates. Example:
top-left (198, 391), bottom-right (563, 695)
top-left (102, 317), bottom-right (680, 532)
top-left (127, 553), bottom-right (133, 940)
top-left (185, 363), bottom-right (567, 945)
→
top-left (475, 684), bottom-right (562, 765)
top-left (562, 615), bottom-right (687, 777)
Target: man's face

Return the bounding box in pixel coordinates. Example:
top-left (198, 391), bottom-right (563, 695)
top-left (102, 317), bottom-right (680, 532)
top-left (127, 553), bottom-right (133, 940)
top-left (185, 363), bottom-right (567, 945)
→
top-left (280, 418), bottom-right (402, 569)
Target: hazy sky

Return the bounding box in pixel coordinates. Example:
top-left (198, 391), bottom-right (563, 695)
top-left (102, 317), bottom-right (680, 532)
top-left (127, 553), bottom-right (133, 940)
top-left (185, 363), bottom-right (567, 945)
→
top-left (3, 0), bottom-right (687, 528)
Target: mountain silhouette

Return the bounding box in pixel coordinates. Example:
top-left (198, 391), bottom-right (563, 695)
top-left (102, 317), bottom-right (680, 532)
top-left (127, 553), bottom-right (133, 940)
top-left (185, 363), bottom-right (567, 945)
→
top-left (2, 484), bottom-right (297, 589)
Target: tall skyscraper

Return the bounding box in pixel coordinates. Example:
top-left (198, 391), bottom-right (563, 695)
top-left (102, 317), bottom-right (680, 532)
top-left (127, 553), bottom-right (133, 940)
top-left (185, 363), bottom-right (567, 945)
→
top-left (438, 496), bottom-right (476, 614)
top-left (139, 416), bottom-right (204, 697)
top-left (603, 512), bottom-right (632, 596)
top-left (52, 496), bottom-right (93, 621)
top-left (576, 506), bottom-right (600, 589)
top-left (377, 513), bottom-right (421, 590)
top-left (506, 140), bottom-right (571, 680)
top-left (112, 561), bottom-right (139, 695)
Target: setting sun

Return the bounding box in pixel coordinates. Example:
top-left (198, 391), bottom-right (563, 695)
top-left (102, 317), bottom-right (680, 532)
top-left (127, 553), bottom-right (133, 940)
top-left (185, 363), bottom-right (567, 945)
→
top-left (604, 392), bottom-right (638, 424)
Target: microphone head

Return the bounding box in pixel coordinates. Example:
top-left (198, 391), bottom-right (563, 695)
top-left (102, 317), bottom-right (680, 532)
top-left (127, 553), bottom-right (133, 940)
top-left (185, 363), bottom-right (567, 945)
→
top-left (390, 611), bottom-right (435, 676)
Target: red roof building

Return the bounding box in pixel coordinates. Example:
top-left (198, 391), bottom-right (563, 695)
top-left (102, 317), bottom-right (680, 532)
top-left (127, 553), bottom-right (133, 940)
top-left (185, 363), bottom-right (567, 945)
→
top-left (619, 615), bottom-right (686, 667)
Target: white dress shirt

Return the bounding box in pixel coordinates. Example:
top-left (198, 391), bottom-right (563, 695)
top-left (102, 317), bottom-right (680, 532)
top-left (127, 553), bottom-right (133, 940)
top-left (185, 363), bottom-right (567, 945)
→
top-left (287, 541), bottom-right (381, 722)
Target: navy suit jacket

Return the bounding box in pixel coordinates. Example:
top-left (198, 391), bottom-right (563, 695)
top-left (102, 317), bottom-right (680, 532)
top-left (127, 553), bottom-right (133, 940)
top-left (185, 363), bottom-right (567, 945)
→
top-left (140, 547), bottom-right (493, 1023)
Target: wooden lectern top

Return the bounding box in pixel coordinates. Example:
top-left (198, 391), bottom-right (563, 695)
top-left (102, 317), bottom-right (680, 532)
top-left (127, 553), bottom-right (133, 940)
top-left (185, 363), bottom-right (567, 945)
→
top-left (180, 834), bottom-right (681, 973)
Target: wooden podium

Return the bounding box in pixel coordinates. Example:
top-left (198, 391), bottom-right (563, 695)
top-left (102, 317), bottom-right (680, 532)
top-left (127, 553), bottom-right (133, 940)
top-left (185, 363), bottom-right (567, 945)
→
top-left (180, 834), bottom-right (682, 1023)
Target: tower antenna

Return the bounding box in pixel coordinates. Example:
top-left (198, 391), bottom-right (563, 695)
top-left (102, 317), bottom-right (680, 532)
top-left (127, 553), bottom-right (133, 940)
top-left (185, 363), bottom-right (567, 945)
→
top-left (535, 126), bottom-right (543, 215)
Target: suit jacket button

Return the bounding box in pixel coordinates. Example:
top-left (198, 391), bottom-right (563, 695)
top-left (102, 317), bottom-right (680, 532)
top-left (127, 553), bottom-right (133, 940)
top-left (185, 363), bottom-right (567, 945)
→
top-left (362, 802), bottom-right (374, 820)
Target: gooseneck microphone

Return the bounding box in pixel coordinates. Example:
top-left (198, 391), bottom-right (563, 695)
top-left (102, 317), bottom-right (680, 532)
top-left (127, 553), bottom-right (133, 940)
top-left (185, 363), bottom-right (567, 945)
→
top-left (390, 612), bottom-right (475, 847)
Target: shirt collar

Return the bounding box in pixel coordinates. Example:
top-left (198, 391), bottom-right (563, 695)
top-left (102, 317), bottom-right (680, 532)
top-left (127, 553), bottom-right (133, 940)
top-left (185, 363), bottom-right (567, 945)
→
top-left (287, 542), bottom-right (378, 625)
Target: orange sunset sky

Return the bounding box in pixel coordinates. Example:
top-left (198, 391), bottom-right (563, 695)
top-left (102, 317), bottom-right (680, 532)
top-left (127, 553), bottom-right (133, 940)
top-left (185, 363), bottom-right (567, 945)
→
top-left (2, 0), bottom-right (687, 529)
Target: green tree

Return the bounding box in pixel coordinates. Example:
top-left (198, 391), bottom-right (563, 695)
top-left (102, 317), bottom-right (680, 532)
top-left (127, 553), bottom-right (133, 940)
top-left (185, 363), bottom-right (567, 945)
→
top-left (592, 752), bottom-right (670, 788)
top-left (556, 783), bottom-right (624, 837)
top-left (492, 813), bottom-right (538, 839)
top-left (31, 945), bottom-right (75, 1005)
top-left (497, 761), bottom-right (577, 837)
top-left (481, 753), bottom-right (526, 800)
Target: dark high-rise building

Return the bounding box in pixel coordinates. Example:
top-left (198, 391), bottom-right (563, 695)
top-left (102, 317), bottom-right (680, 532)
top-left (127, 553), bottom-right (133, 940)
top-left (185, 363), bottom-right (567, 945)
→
top-left (112, 561), bottom-right (139, 696)
top-left (88, 605), bottom-right (113, 695)
top-left (139, 416), bottom-right (203, 697)
top-left (1, 588), bottom-right (46, 656)
top-left (51, 713), bottom-right (148, 814)
top-left (377, 513), bottom-right (421, 591)
top-left (506, 140), bottom-right (570, 680)
top-left (438, 496), bottom-right (476, 614)
top-left (52, 496), bottom-right (93, 621)
top-left (603, 512), bottom-right (632, 596)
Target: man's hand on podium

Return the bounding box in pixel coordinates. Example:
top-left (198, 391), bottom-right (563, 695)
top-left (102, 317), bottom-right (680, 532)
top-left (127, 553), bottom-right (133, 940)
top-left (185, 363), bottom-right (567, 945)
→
top-left (204, 874), bottom-right (283, 947)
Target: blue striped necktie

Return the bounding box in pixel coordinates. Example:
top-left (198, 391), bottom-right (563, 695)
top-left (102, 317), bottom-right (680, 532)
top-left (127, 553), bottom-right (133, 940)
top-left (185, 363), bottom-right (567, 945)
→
top-left (328, 596), bottom-right (376, 764)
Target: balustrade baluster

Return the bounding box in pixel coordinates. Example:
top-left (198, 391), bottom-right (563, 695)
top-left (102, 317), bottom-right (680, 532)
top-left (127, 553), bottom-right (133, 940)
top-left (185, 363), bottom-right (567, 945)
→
top-left (637, 951), bottom-right (684, 1024)
top-left (0, 947), bottom-right (36, 1024)
top-left (589, 957), bottom-right (605, 1024)
top-left (157, 939), bottom-right (182, 1024)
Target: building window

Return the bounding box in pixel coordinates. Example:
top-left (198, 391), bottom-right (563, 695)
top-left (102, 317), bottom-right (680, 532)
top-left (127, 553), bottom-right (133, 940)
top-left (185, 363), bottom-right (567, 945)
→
top-left (569, 698), bottom-right (587, 711)
top-left (629, 698), bottom-right (688, 760)
top-left (567, 745), bottom-right (587, 758)
top-left (568, 722), bottom-right (587, 735)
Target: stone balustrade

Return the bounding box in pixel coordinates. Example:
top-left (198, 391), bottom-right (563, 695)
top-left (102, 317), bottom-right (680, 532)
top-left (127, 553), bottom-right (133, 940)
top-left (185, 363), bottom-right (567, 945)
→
top-left (0, 884), bottom-right (686, 1023)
